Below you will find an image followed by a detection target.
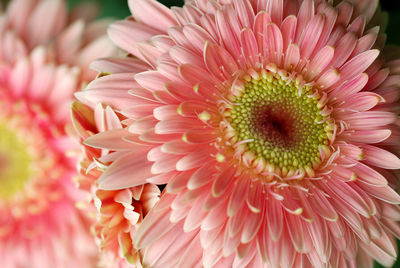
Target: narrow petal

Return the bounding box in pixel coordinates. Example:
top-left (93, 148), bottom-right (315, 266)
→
top-left (339, 49), bottom-right (380, 81)
top-left (267, 196), bottom-right (283, 241)
top-left (263, 23), bottom-right (283, 65)
top-left (265, 0), bottom-right (283, 24)
top-left (306, 45), bottom-right (334, 80)
top-left (128, 0), bottom-right (176, 32)
top-left (343, 129), bottom-right (392, 144)
top-left (227, 176), bottom-right (249, 217)
top-left (98, 150), bottom-right (152, 190)
top-left (84, 129), bottom-right (138, 150)
top-left (361, 145), bottom-right (400, 169)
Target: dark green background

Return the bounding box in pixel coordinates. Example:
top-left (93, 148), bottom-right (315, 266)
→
top-left (67, 0), bottom-right (400, 267)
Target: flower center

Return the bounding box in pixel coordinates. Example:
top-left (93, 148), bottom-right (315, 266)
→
top-left (0, 120), bottom-right (33, 199)
top-left (221, 70), bottom-right (333, 178)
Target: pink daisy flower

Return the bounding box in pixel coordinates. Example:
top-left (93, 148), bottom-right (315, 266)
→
top-left (76, 0), bottom-right (400, 267)
top-left (0, 0), bottom-right (116, 267)
top-left (72, 102), bottom-right (160, 268)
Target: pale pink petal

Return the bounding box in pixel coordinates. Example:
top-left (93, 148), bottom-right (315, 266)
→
top-left (361, 145), bottom-right (400, 169)
top-left (339, 49), bottom-right (380, 81)
top-left (98, 150), bottom-right (152, 190)
top-left (128, 0), bottom-right (176, 32)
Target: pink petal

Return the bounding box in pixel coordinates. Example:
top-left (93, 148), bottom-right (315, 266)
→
top-left (325, 179), bottom-right (372, 218)
top-left (135, 206), bottom-right (176, 249)
top-left (177, 235), bottom-right (204, 268)
top-left (166, 171), bottom-right (192, 194)
top-left (188, 161), bottom-right (218, 190)
top-left (361, 145), bottom-right (400, 169)
top-left (266, 196), bottom-right (283, 241)
top-left (135, 71), bottom-right (168, 93)
top-left (155, 118), bottom-right (199, 134)
top-left (170, 45), bottom-right (204, 66)
top-left (298, 14), bottom-right (325, 59)
top-left (201, 200), bottom-right (228, 231)
top-left (84, 129), bottom-right (139, 150)
top-left (336, 1), bottom-right (353, 26)
top-left (28, 0), bottom-right (66, 47)
top-left (266, 0), bottom-right (283, 24)
top-left (151, 154), bottom-right (182, 174)
top-left (161, 140), bottom-right (198, 155)
top-left (263, 23), bottom-right (283, 65)
top-left (129, 116), bottom-right (158, 135)
top-left (241, 206), bottom-right (264, 243)
top-left (98, 150), bottom-right (152, 190)
top-left (356, 183), bottom-right (400, 204)
top-left (91, 57), bottom-right (149, 74)
top-left (285, 213), bottom-right (306, 252)
top-left (233, 0), bottom-right (254, 27)
top-left (153, 105), bottom-right (178, 120)
top-left (182, 24), bottom-right (215, 53)
top-left (330, 32), bottom-right (357, 68)
top-left (216, 9), bottom-right (241, 60)
top-left (253, 11), bottom-right (271, 54)
top-left (280, 15), bottom-right (297, 51)
top-left (128, 0), bottom-right (176, 32)
top-left (329, 73), bottom-right (368, 100)
top-left (246, 184), bottom-right (263, 213)
top-left (352, 28), bottom-right (378, 57)
top-left (347, 15), bottom-right (366, 37)
top-left (204, 41), bottom-right (239, 80)
top-left (183, 129), bottom-right (217, 144)
top-left (306, 45), bottom-right (334, 80)
top-left (339, 92), bottom-right (384, 111)
top-left (228, 204), bottom-right (248, 237)
top-left (296, 0), bottom-right (315, 42)
top-left (135, 42), bottom-right (163, 68)
top-left (339, 49), bottom-right (380, 81)
top-left (240, 27), bottom-right (258, 67)
top-left (212, 167), bottom-right (236, 197)
top-left (308, 187), bottom-right (338, 221)
top-left (343, 111), bottom-right (397, 129)
top-left (317, 68), bottom-right (340, 88)
top-left (184, 195), bottom-right (208, 232)
top-left (343, 129), bottom-right (392, 144)
top-left (351, 162), bottom-right (388, 186)
top-left (284, 43), bottom-right (300, 70)
top-left (227, 177), bottom-right (249, 217)
top-left (176, 149), bottom-right (211, 171)
top-left (179, 63), bottom-right (219, 87)
top-left (108, 20), bottom-right (159, 57)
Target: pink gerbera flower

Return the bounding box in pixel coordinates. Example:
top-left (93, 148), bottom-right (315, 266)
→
top-left (72, 102), bottom-right (160, 268)
top-left (76, 0), bottom-right (400, 267)
top-left (0, 0), bottom-right (116, 267)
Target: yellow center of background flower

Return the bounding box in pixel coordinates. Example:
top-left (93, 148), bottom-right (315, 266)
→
top-left (0, 121), bottom-right (32, 199)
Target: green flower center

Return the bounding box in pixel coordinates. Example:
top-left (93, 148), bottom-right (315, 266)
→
top-left (224, 71), bottom-right (332, 177)
top-left (0, 121), bottom-right (33, 199)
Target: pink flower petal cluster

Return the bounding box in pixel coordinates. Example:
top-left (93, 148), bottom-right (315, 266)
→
top-left (0, 0), bottom-right (116, 267)
top-left (75, 0), bottom-right (400, 267)
top-left (73, 102), bottom-right (160, 268)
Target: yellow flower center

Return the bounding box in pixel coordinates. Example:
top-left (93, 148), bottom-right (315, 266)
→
top-left (221, 70), bottom-right (333, 178)
top-left (0, 121), bottom-right (33, 199)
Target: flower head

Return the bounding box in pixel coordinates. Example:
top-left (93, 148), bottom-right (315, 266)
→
top-left (76, 0), bottom-right (400, 267)
top-left (72, 102), bottom-right (160, 268)
top-left (0, 0), bottom-right (116, 267)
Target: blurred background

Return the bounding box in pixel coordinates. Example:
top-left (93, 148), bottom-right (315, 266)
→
top-left (66, 0), bottom-right (400, 267)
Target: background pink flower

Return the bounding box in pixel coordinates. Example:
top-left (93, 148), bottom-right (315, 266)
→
top-left (0, 0), bottom-right (116, 267)
top-left (75, 0), bottom-right (400, 267)
top-left (72, 101), bottom-right (160, 268)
